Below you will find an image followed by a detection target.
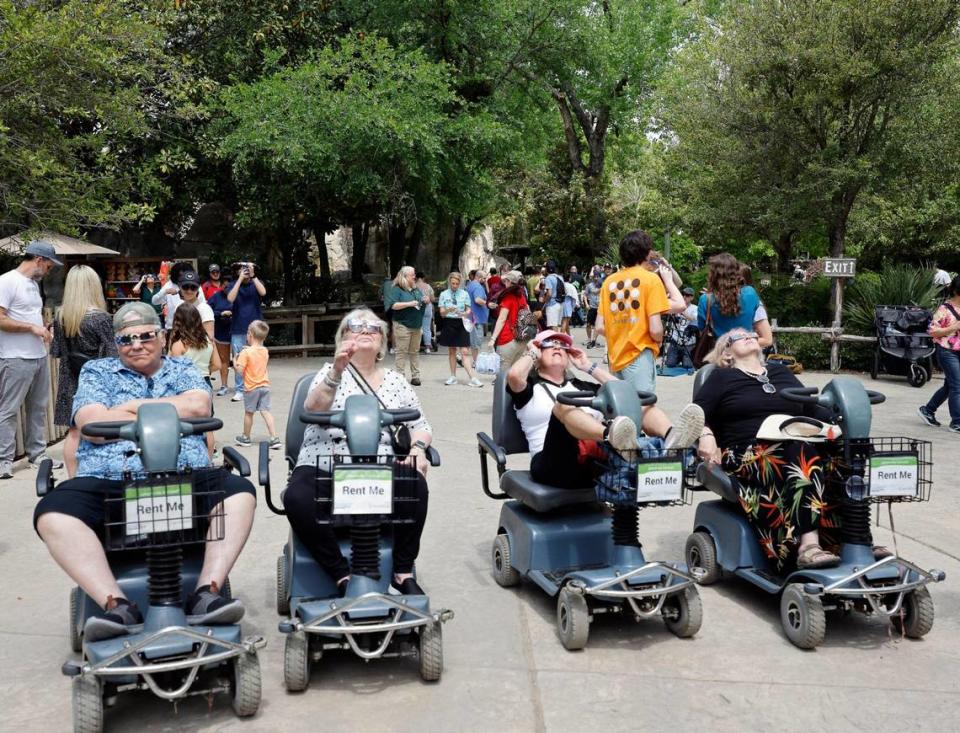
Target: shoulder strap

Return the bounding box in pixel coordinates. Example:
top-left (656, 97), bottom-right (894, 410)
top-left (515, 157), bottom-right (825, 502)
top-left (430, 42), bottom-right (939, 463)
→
top-left (944, 302), bottom-right (960, 321)
top-left (345, 363), bottom-right (390, 412)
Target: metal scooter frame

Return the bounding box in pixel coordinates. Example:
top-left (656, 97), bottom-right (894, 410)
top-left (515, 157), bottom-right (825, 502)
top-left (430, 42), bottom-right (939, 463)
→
top-left (284, 593), bottom-right (454, 660)
top-left (64, 629), bottom-right (265, 700)
top-left (569, 562), bottom-right (703, 618)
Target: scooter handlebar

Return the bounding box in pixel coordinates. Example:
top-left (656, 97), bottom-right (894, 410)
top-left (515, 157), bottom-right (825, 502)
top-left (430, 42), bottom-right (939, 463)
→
top-left (780, 386), bottom-right (820, 404)
top-left (80, 421), bottom-right (131, 439)
top-left (866, 390), bottom-right (886, 405)
top-left (300, 411), bottom-right (340, 427)
top-left (383, 408), bottom-right (421, 424)
top-left (556, 390), bottom-right (596, 407)
top-left (180, 418), bottom-right (223, 435)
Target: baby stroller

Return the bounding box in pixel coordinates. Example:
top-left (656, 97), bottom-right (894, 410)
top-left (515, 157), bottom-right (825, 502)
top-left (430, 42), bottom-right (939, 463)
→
top-left (660, 314), bottom-right (697, 371)
top-left (872, 305), bottom-right (935, 387)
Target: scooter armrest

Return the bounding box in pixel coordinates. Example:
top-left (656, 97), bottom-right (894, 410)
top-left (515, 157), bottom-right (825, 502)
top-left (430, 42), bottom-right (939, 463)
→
top-left (221, 446), bottom-right (250, 477)
top-left (696, 461), bottom-right (738, 503)
top-left (35, 458), bottom-right (54, 497)
top-left (477, 432), bottom-right (506, 468)
top-left (425, 445), bottom-right (441, 467)
top-left (258, 441), bottom-right (285, 515)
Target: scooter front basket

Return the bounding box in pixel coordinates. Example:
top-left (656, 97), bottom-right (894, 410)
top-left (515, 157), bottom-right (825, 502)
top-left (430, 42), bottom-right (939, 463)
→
top-left (830, 437), bottom-right (932, 504)
top-left (310, 454), bottom-right (422, 526)
top-left (103, 469), bottom-right (225, 550)
top-left (594, 447), bottom-right (694, 508)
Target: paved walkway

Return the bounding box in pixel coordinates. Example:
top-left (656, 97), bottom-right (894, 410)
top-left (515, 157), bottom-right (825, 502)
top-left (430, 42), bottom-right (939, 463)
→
top-left (2, 339), bottom-right (958, 732)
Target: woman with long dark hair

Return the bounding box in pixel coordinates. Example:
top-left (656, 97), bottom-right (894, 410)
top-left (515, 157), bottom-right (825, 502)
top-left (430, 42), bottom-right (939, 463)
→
top-left (698, 253), bottom-right (773, 348)
top-left (918, 274), bottom-right (960, 433)
top-left (169, 303), bottom-right (220, 457)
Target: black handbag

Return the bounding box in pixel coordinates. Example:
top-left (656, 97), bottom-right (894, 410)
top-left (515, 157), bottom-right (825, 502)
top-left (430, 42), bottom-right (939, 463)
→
top-left (346, 364), bottom-right (412, 456)
top-left (65, 334), bottom-right (96, 379)
top-left (691, 295), bottom-right (715, 369)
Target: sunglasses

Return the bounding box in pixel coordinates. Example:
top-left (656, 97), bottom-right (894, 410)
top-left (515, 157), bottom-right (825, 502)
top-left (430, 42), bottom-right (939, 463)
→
top-left (115, 330), bottom-right (160, 347)
top-left (727, 332), bottom-right (759, 344)
top-left (180, 284), bottom-right (199, 291)
top-left (344, 320), bottom-right (383, 335)
top-left (539, 339), bottom-right (571, 351)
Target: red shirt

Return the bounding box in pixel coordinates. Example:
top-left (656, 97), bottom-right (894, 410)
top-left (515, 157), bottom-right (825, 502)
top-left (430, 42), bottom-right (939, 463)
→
top-left (202, 280), bottom-right (223, 300)
top-left (496, 290), bottom-right (528, 346)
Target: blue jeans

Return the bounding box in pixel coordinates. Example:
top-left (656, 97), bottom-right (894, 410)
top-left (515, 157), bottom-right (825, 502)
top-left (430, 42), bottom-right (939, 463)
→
top-left (421, 303), bottom-right (433, 348)
top-left (231, 334), bottom-right (246, 393)
top-left (926, 345), bottom-right (960, 427)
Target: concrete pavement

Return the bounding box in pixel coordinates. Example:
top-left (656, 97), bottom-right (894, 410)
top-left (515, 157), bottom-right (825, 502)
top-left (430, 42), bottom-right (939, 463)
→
top-left (2, 338), bottom-right (958, 732)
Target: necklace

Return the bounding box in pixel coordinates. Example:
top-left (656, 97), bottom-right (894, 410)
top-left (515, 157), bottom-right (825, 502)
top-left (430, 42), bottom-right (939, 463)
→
top-left (738, 366), bottom-right (776, 394)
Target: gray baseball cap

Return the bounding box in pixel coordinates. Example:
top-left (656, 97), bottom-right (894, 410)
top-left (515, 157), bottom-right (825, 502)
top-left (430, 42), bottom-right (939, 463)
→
top-left (113, 301), bottom-right (161, 332)
top-left (24, 239), bottom-right (63, 266)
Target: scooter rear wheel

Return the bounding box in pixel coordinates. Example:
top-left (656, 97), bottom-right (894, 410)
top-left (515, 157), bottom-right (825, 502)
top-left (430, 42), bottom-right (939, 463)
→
top-left (557, 587), bottom-right (590, 651)
top-left (69, 586), bottom-right (82, 653)
top-left (685, 532), bottom-right (721, 585)
top-left (491, 534), bottom-right (521, 587)
top-left (72, 675), bottom-right (103, 733)
top-left (284, 632), bottom-right (311, 692)
top-left (780, 583), bottom-right (826, 649)
top-left (662, 586), bottom-right (703, 638)
top-left (891, 586), bottom-right (935, 638)
top-left (231, 651), bottom-right (262, 717)
top-left (419, 621), bottom-right (443, 681)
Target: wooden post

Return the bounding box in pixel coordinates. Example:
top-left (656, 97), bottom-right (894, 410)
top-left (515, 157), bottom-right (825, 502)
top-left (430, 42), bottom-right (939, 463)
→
top-left (830, 278), bottom-right (845, 373)
top-left (301, 313), bottom-right (309, 359)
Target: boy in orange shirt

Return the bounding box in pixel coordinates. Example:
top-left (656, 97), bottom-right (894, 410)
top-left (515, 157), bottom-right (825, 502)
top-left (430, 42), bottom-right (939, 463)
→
top-left (234, 320), bottom-right (280, 448)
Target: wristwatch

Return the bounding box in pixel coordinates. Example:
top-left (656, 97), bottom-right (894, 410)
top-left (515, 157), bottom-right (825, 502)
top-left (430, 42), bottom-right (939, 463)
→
top-left (587, 362), bottom-right (599, 376)
top-left (413, 439), bottom-right (429, 452)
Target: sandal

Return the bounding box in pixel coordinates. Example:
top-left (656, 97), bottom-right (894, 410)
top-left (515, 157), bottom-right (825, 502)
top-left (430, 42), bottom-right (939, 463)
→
top-left (872, 545), bottom-right (894, 560)
top-left (797, 544), bottom-right (840, 569)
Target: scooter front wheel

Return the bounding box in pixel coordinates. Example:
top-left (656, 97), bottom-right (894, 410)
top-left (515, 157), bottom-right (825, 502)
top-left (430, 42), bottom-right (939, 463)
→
top-left (231, 650), bottom-right (261, 717)
top-left (419, 621), bottom-right (443, 681)
top-left (780, 583), bottom-right (826, 649)
top-left (662, 585), bottom-right (703, 638)
top-left (72, 675), bottom-right (103, 733)
top-left (557, 587), bottom-right (590, 651)
top-left (284, 632), bottom-right (311, 692)
top-left (891, 586), bottom-right (935, 638)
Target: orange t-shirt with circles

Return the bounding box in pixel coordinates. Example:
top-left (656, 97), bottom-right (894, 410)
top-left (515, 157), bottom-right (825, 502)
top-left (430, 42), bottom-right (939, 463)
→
top-left (599, 265), bottom-right (670, 371)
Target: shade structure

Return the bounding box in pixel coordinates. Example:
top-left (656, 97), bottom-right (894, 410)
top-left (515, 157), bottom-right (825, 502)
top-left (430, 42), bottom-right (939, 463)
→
top-left (0, 230), bottom-right (120, 257)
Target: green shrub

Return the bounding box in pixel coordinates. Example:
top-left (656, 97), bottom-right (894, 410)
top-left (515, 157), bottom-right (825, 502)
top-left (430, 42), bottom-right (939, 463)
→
top-left (775, 333), bottom-right (874, 373)
top-left (757, 276), bottom-right (833, 326)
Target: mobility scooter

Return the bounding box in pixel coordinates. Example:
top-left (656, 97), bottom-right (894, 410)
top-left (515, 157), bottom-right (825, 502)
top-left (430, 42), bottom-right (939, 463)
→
top-left (686, 366), bottom-right (946, 649)
top-left (477, 371), bottom-right (703, 650)
top-left (37, 404), bottom-right (263, 732)
top-left (259, 374), bottom-right (452, 690)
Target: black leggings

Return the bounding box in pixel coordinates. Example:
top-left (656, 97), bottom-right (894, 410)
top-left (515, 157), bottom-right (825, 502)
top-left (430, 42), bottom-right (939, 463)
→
top-left (283, 465), bottom-right (429, 580)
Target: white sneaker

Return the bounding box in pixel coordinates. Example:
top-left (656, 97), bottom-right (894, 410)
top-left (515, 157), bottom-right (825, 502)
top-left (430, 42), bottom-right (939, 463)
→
top-left (468, 377), bottom-right (484, 388)
top-left (665, 404), bottom-right (706, 450)
top-left (30, 453), bottom-right (64, 470)
top-left (606, 416), bottom-right (638, 452)
top-left (444, 376), bottom-right (459, 386)
top-left (0, 461), bottom-right (12, 480)
top-left (231, 392), bottom-right (244, 402)
top-left (215, 386), bottom-right (229, 397)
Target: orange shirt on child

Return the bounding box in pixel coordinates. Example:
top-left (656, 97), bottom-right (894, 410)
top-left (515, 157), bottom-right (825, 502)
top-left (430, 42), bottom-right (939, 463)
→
top-left (235, 345), bottom-right (270, 391)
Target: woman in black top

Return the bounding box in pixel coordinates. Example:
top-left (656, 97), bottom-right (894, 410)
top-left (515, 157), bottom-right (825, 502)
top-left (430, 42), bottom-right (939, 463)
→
top-left (694, 328), bottom-right (845, 571)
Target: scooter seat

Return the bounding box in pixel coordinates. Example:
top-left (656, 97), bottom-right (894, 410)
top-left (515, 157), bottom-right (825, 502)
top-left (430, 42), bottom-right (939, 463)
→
top-left (501, 469), bottom-right (597, 512)
top-left (696, 462), bottom-right (739, 504)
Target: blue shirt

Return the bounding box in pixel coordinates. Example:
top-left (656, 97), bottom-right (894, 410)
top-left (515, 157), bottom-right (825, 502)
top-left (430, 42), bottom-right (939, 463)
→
top-left (437, 287), bottom-right (470, 318)
top-left (229, 281), bottom-right (264, 335)
top-left (72, 357), bottom-right (211, 480)
top-left (697, 285), bottom-right (762, 337)
top-left (207, 289), bottom-right (233, 344)
top-left (465, 280), bottom-right (489, 325)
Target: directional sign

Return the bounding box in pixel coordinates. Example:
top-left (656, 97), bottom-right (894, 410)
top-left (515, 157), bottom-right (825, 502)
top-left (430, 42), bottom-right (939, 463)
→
top-left (822, 258), bottom-right (857, 278)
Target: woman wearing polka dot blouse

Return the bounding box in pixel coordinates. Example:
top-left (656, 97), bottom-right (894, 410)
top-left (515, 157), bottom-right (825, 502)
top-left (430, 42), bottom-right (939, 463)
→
top-left (282, 308), bottom-right (434, 596)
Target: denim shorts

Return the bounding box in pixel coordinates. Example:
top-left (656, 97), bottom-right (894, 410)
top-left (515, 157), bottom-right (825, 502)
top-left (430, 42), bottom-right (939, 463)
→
top-left (615, 349), bottom-right (657, 395)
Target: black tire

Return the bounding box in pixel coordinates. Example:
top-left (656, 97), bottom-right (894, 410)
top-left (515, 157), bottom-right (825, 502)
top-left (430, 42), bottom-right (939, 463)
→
top-left (908, 364), bottom-right (928, 388)
top-left (556, 587), bottom-right (590, 651)
top-left (231, 651), bottom-right (261, 717)
top-left (871, 350), bottom-right (879, 380)
top-left (276, 554), bottom-right (290, 615)
top-left (283, 632), bottom-right (311, 692)
top-left (491, 534), bottom-right (521, 587)
top-left (780, 583), bottom-right (826, 649)
top-left (418, 622), bottom-right (443, 682)
top-left (685, 532), bottom-right (721, 585)
top-left (891, 587), bottom-right (935, 638)
top-left (72, 675), bottom-right (103, 733)
top-left (69, 587), bottom-right (82, 653)
top-left (661, 586), bottom-right (703, 638)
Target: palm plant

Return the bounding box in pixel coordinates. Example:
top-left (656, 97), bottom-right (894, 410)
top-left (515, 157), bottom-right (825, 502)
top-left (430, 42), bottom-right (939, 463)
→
top-left (844, 265), bottom-right (940, 334)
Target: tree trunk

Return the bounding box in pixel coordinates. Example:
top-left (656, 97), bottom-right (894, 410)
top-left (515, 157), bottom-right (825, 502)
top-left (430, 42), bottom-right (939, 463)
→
top-left (312, 219), bottom-right (331, 280)
top-left (388, 223), bottom-right (407, 277)
top-left (772, 231), bottom-right (794, 272)
top-left (405, 220), bottom-right (425, 268)
top-left (351, 221), bottom-right (370, 283)
top-left (450, 217), bottom-right (477, 273)
top-left (281, 226), bottom-right (297, 305)
top-left (583, 176), bottom-right (607, 254)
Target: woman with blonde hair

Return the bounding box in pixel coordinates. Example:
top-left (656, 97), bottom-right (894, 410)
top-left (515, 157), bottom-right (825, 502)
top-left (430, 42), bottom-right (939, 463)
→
top-left (51, 265), bottom-right (117, 476)
top-left (437, 271), bottom-right (482, 386)
top-left (384, 265), bottom-right (425, 385)
top-left (698, 253), bottom-right (773, 348)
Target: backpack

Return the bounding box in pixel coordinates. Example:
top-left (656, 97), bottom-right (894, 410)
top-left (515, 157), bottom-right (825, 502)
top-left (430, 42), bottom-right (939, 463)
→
top-left (547, 274), bottom-right (565, 305)
top-left (513, 294), bottom-right (538, 343)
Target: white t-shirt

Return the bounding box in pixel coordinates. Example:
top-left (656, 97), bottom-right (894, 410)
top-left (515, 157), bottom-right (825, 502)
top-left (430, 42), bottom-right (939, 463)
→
top-left (194, 301), bottom-right (214, 324)
top-left (509, 377), bottom-right (601, 456)
top-left (152, 284), bottom-right (207, 329)
top-left (934, 268), bottom-right (952, 287)
top-left (0, 269), bottom-right (46, 358)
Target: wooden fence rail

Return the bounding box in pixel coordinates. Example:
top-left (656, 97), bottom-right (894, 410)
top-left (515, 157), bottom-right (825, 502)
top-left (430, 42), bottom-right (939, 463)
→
top-left (772, 322), bottom-right (875, 372)
top-left (262, 302), bottom-right (376, 358)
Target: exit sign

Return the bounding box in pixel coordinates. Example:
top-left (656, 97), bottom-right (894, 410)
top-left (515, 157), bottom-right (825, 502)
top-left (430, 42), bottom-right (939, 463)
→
top-left (822, 258), bottom-right (857, 278)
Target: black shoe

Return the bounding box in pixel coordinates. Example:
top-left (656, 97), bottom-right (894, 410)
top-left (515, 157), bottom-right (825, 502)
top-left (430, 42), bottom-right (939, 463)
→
top-left (84, 597), bottom-right (144, 642)
top-left (391, 577), bottom-right (425, 595)
top-left (917, 406), bottom-right (941, 427)
top-left (411, 378), bottom-right (422, 386)
top-left (186, 581), bottom-right (244, 625)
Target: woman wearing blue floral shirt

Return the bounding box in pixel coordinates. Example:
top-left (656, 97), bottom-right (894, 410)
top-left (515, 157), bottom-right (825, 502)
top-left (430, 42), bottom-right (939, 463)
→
top-left (437, 271), bottom-right (482, 387)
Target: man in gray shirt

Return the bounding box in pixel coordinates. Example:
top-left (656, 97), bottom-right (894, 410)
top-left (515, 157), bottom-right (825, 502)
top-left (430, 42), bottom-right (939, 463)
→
top-left (0, 240), bottom-right (63, 478)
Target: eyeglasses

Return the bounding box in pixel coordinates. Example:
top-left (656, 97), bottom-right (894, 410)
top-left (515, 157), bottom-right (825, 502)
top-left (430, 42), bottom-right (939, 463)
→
top-left (344, 320), bottom-right (383, 335)
top-left (539, 339), bottom-right (571, 351)
top-left (727, 332), bottom-right (759, 344)
top-left (115, 330), bottom-right (160, 347)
